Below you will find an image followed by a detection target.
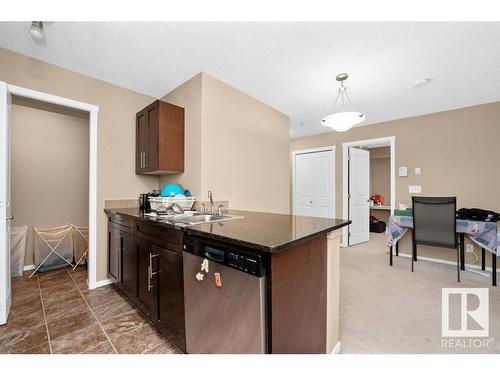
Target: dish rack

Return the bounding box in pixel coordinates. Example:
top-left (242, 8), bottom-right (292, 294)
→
top-left (148, 196), bottom-right (196, 211)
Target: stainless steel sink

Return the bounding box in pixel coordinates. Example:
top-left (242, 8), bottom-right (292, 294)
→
top-left (170, 212), bottom-right (241, 225)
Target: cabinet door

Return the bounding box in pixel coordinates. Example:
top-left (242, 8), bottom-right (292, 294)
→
top-left (157, 246), bottom-right (185, 339)
top-left (108, 225), bottom-right (120, 281)
top-left (136, 110), bottom-right (148, 173)
top-left (137, 237), bottom-right (158, 313)
top-left (120, 230), bottom-right (137, 297)
top-left (145, 103), bottom-right (159, 172)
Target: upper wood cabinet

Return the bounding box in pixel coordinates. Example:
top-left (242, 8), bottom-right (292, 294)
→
top-left (136, 100), bottom-right (184, 174)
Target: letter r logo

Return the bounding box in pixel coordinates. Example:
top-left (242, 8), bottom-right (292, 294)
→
top-left (442, 288), bottom-right (489, 337)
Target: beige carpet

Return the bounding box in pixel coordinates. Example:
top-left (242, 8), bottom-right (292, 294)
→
top-left (339, 233), bottom-right (500, 353)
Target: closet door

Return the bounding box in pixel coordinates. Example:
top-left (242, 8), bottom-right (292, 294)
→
top-left (293, 149), bottom-right (335, 219)
top-left (312, 150), bottom-right (334, 218)
top-left (293, 152), bottom-right (315, 217)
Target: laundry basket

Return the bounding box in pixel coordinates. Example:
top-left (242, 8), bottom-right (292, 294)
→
top-left (33, 225), bottom-right (74, 273)
top-left (73, 226), bottom-right (88, 268)
top-left (10, 225), bottom-right (28, 278)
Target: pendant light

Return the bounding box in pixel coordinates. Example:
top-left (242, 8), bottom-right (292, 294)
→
top-left (29, 21), bottom-right (45, 42)
top-left (321, 73), bottom-right (365, 132)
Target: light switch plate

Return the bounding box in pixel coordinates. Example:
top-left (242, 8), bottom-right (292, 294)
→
top-left (399, 166), bottom-right (408, 177)
top-left (409, 185), bottom-right (422, 193)
top-left (415, 167), bottom-right (421, 175)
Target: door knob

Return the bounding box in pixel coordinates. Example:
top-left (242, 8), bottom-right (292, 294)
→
top-left (7, 215), bottom-right (13, 220)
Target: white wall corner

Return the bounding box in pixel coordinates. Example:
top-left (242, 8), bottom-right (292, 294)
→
top-left (331, 341), bottom-right (342, 354)
top-left (91, 278), bottom-right (115, 289)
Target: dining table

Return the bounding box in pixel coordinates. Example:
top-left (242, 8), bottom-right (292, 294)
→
top-left (387, 215), bottom-right (499, 286)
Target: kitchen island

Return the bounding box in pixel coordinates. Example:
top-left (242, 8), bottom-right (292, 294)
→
top-left (104, 207), bottom-right (350, 354)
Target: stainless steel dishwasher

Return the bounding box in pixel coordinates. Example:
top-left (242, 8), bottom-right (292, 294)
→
top-left (183, 235), bottom-right (267, 354)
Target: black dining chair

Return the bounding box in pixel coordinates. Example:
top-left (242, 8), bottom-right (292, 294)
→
top-left (412, 196), bottom-right (460, 282)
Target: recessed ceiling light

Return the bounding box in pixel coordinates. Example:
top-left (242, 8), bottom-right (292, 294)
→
top-left (414, 78), bottom-right (434, 88)
top-left (29, 21), bottom-right (45, 41)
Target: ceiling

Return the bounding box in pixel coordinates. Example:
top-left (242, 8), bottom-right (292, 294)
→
top-left (0, 22), bottom-right (499, 138)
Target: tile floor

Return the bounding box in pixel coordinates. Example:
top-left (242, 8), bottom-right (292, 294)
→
top-left (0, 266), bottom-right (182, 354)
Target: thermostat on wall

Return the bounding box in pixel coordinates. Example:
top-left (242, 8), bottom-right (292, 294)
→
top-left (409, 185), bottom-right (422, 194)
top-left (398, 166), bottom-right (408, 177)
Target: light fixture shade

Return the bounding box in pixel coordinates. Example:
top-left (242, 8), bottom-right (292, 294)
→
top-left (321, 111), bottom-right (365, 132)
top-left (321, 73), bottom-right (365, 132)
top-left (30, 21), bottom-right (44, 40)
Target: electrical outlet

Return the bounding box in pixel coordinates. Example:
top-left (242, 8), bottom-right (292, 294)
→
top-left (466, 244), bottom-right (474, 253)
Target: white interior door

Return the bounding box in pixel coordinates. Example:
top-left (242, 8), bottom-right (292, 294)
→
top-left (0, 82), bottom-right (12, 325)
top-left (348, 147), bottom-right (370, 245)
top-left (293, 149), bottom-right (334, 218)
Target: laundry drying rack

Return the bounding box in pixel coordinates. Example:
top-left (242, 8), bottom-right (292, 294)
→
top-left (30, 224), bottom-right (89, 278)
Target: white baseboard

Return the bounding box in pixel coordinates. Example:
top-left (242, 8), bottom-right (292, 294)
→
top-left (89, 278), bottom-right (114, 289)
top-left (23, 265), bottom-right (113, 290)
top-left (396, 253), bottom-right (499, 274)
top-left (331, 341), bottom-right (342, 354)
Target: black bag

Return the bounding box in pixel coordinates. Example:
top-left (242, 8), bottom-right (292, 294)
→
top-left (456, 208), bottom-right (499, 222)
top-left (370, 220), bottom-right (386, 233)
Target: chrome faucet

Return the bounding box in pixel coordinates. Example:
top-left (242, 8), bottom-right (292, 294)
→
top-left (208, 190), bottom-right (214, 212)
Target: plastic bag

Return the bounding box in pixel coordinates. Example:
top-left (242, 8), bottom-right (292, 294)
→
top-left (10, 225), bottom-right (28, 277)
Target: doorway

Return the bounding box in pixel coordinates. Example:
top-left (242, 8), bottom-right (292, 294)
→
top-left (0, 83), bottom-right (99, 325)
top-left (292, 146), bottom-right (335, 219)
top-left (342, 137), bottom-right (395, 247)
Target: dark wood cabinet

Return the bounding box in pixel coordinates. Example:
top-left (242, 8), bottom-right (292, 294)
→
top-left (157, 245), bottom-right (186, 350)
top-left (120, 230), bottom-right (136, 297)
top-left (136, 100), bottom-right (184, 175)
top-left (108, 214), bottom-right (135, 297)
top-left (107, 213), bottom-right (186, 351)
top-left (108, 224), bottom-right (121, 281)
top-left (136, 237), bottom-right (158, 316)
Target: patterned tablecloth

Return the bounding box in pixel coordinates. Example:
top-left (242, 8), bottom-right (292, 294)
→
top-left (387, 215), bottom-right (500, 256)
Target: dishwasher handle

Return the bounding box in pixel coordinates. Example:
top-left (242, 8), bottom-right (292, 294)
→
top-left (204, 246), bottom-right (225, 262)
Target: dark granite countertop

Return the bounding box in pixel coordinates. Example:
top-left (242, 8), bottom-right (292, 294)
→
top-left (104, 207), bottom-right (350, 253)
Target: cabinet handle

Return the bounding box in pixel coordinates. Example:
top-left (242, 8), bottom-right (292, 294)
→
top-left (147, 252), bottom-right (159, 292)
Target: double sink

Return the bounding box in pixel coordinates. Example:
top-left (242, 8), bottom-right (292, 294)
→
top-left (154, 211), bottom-right (241, 226)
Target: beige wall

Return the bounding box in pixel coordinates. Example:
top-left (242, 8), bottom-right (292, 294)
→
top-left (159, 74), bottom-right (202, 198)
top-left (291, 101), bottom-right (500, 266)
top-left (0, 48), bottom-right (158, 282)
top-left (370, 146), bottom-right (391, 206)
top-left (161, 73), bottom-right (290, 214)
top-left (200, 73), bottom-right (290, 213)
top-left (11, 99), bottom-right (89, 265)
